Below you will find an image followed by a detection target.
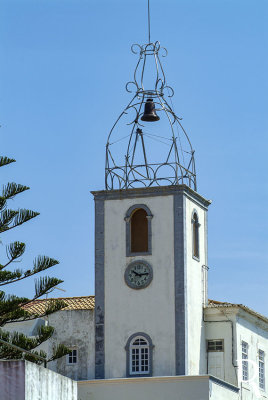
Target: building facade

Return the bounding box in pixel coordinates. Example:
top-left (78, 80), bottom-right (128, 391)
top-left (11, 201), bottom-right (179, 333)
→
top-left (2, 26), bottom-right (267, 400)
top-left (93, 185), bottom-right (210, 379)
top-left (3, 296), bottom-right (95, 381)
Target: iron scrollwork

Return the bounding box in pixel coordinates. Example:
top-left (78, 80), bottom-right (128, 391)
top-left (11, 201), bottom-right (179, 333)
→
top-left (105, 41), bottom-right (197, 191)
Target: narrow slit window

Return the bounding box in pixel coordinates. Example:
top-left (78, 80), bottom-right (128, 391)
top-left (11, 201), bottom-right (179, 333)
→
top-left (192, 212), bottom-right (200, 259)
top-left (131, 209), bottom-right (148, 253)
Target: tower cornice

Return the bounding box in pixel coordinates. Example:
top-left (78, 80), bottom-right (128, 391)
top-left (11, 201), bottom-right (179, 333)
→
top-left (91, 185), bottom-right (211, 210)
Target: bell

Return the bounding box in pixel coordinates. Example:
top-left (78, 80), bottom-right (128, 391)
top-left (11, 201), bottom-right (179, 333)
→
top-left (141, 98), bottom-right (160, 122)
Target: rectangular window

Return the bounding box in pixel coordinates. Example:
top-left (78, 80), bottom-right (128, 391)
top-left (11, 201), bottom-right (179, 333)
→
top-left (141, 347), bottom-right (149, 372)
top-left (242, 341), bottom-right (249, 381)
top-left (67, 349), bottom-right (78, 365)
top-left (131, 347), bottom-right (149, 374)
top-left (131, 348), bottom-right (139, 372)
top-left (259, 350), bottom-right (265, 390)
top-left (207, 340), bottom-right (224, 352)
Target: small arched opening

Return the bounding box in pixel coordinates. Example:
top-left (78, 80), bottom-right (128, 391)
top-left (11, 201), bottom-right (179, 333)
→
top-left (192, 211), bottom-right (200, 260)
top-left (125, 204), bottom-right (152, 256)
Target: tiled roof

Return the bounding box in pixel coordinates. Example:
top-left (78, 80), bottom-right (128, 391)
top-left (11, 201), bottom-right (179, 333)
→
top-left (23, 296), bottom-right (95, 315)
top-left (207, 299), bottom-right (268, 325)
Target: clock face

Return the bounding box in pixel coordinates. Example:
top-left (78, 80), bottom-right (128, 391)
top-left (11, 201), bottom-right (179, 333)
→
top-left (124, 261), bottom-right (153, 289)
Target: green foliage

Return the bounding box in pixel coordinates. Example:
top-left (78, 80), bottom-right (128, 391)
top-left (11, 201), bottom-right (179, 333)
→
top-left (0, 156), bottom-right (16, 168)
top-left (0, 209), bottom-right (40, 233)
top-left (0, 156), bottom-right (70, 364)
top-left (48, 343), bottom-right (70, 362)
top-left (34, 277), bottom-right (63, 298)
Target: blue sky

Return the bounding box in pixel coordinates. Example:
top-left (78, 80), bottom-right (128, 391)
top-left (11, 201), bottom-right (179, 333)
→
top-left (1, 0), bottom-right (267, 314)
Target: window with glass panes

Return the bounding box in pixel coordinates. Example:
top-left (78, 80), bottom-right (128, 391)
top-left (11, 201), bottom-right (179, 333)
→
top-left (259, 350), bottom-right (265, 390)
top-left (67, 349), bottom-right (77, 365)
top-left (207, 340), bottom-right (224, 352)
top-left (130, 337), bottom-right (149, 375)
top-left (242, 341), bottom-right (249, 381)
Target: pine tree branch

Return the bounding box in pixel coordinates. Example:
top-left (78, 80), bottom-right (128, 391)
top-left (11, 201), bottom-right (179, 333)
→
top-left (0, 327), bottom-right (54, 362)
top-left (0, 209), bottom-right (40, 233)
top-left (0, 269), bottom-right (23, 283)
top-left (0, 157), bottom-right (16, 168)
top-left (3, 299), bottom-right (67, 325)
top-left (0, 326), bottom-right (70, 364)
top-left (0, 183), bottom-right (30, 213)
top-left (33, 256), bottom-right (59, 273)
top-left (2, 182), bottom-right (30, 201)
top-left (1, 242), bottom-right (26, 270)
top-left (0, 197), bottom-right (6, 211)
top-left (47, 343), bottom-right (71, 362)
top-left (0, 277), bottom-right (63, 325)
top-left (34, 277), bottom-right (63, 298)
top-left (0, 257), bottom-right (59, 286)
top-left (0, 292), bottom-right (30, 318)
top-left (0, 326), bottom-right (54, 350)
top-left (0, 336), bottom-right (47, 364)
top-left (0, 155), bottom-right (67, 365)
top-left (0, 209), bottom-right (19, 232)
top-left (0, 307), bottom-right (32, 327)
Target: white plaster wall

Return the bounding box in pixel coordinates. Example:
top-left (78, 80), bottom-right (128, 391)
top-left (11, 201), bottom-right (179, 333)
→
top-left (0, 360), bottom-right (77, 400)
top-left (104, 195), bottom-right (175, 378)
top-left (3, 310), bottom-right (95, 381)
top-left (236, 315), bottom-right (268, 399)
top-left (3, 319), bottom-right (41, 336)
top-left (205, 316), bottom-right (237, 386)
top-left (185, 196), bottom-right (207, 375)
top-left (25, 361), bottom-right (77, 400)
top-left (209, 379), bottom-right (239, 400)
top-left (45, 310), bottom-right (95, 381)
top-left (78, 376), bottom-right (239, 400)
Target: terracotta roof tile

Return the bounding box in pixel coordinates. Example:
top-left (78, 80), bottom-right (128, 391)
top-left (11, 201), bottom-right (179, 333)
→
top-left (23, 296), bottom-right (95, 315)
top-left (207, 299), bottom-right (268, 324)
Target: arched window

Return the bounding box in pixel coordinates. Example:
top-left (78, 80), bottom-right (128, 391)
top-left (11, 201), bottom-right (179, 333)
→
top-left (125, 333), bottom-right (153, 377)
top-left (125, 205), bottom-right (152, 256)
top-left (192, 211), bottom-right (200, 260)
top-left (131, 209), bottom-right (148, 252)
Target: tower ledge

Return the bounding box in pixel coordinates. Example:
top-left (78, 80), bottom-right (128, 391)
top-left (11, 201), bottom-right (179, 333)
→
top-left (91, 184), bottom-right (211, 210)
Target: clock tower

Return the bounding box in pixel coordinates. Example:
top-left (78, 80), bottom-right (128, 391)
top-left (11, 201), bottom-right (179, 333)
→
top-left (93, 41), bottom-right (211, 380)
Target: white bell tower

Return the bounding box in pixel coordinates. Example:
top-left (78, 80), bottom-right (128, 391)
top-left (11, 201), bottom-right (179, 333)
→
top-left (93, 40), bottom-right (211, 380)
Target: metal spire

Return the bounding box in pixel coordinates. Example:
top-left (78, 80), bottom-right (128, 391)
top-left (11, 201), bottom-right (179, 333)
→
top-left (148, 0), bottom-right (151, 43)
top-left (104, 4), bottom-right (197, 191)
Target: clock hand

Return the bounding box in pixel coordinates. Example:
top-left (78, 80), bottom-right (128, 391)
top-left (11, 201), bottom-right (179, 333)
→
top-left (133, 271), bottom-right (142, 277)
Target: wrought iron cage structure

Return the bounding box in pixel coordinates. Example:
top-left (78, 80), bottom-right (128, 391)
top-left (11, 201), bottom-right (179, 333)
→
top-left (105, 41), bottom-right (197, 191)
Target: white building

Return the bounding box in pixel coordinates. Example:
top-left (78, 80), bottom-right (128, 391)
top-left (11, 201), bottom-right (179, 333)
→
top-left (3, 291), bottom-right (268, 399)
top-left (90, 183), bottom-right (268, 400)
top-left (205, 299), bottom-right (268, 398)
top-left (2, 25), bottom-right (267, 400)
top-left (3, 296), bottom-right (95, 381)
